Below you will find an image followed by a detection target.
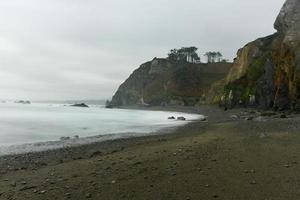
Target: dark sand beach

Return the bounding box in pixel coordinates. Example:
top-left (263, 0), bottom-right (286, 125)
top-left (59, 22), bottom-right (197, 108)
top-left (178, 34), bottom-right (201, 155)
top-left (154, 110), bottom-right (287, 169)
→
top-left (1, 106), bottom-right (300, 200)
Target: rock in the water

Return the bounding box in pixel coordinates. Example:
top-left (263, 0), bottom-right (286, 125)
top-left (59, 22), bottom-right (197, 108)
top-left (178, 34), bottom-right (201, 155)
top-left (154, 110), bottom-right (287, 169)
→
top-left (70, 103), bottom-right (89, 108)
top-left (177, 116), bottom-right (186, 121)
top-left (60, 136), bottom-right (71, 141)
top-left (200, 117), bottom-right (207, 121)
top-left (15, 100), bottom-right (31, 104)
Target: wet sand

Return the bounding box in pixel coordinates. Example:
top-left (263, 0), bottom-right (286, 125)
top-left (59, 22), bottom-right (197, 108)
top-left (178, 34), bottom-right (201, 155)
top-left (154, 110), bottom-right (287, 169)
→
top-left (0, 106), bottom-right (300, 200)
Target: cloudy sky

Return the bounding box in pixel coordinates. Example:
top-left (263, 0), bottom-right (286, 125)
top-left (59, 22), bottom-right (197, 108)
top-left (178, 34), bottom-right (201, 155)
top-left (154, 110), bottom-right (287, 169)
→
top-left (0, 0), bottom-right (284, 101)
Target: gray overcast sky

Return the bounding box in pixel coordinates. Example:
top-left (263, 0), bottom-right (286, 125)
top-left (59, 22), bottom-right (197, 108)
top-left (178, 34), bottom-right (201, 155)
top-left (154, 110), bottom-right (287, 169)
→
top-left (0, 0), bottom-right (284, 101)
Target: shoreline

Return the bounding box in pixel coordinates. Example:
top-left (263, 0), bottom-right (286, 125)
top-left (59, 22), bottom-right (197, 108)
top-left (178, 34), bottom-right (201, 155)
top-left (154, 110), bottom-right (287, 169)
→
top-left (0, 106), bottom-right (205, 157)
top-left (0, 106), bottom-right (222, 172)
top-left (0, 105), bottom-right (288, 171)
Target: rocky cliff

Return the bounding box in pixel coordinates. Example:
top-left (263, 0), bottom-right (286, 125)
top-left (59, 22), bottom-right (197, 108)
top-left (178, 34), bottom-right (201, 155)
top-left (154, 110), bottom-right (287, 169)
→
top-left (223, 0), bottom-right (300, 110)
top-left (109, 58), bottom-right (232, 107)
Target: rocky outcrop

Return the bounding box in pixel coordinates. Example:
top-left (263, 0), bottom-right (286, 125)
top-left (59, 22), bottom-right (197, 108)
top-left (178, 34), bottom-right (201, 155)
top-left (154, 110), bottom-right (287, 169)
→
top-left (223, 0), bottom-right (300, 110)
top-left (109, 58), bottom-right (232, 107)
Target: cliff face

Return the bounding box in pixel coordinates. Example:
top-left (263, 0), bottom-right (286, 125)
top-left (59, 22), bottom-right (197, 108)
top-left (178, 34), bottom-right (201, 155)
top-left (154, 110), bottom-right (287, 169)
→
top-left (110, 58), bottom-right (232, 107)
top-left (223, 0), bottom-right (300, 110)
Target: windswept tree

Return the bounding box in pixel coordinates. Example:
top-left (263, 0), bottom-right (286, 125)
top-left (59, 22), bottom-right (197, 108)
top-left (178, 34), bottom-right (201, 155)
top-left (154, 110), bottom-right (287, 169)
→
top-left (211, 52), bottom-right (217, 63)
top-left (204, 51), bottom-right (224, 63)
top-left (167, 47), bottom-right (200, 63)
top-left (168, 49), bottom-right (180, 61)
top-left (191, 52), bottom-right (200, 63)
top-left (204, 52), bottom-right (213, 63)
top-left (216, 52), bottom-right (223, 62)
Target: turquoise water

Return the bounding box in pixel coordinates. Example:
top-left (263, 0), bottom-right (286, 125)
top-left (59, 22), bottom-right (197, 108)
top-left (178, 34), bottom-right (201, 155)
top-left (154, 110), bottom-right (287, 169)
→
top-left (0, 103), bottom-right (202, 147)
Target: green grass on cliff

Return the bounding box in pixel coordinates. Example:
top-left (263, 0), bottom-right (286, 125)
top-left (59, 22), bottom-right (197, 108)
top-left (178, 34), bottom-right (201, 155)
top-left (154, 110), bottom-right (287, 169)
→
top-left (224, 51), bottom-right (271, 104)
top-left (246, 52), bottom-right (270, 81)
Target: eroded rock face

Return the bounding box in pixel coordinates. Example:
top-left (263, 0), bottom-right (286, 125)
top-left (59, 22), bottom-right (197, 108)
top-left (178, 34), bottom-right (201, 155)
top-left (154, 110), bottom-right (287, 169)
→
top-left (274, 0), bottom-right (300, 110)
top-left (225, 35), bottom-right (275, 84)
top-left (223, 0), bottom-right (300, 110)
top-left (275, 0), bottom-right (300, 36)
top-left (256, 60), bottom-right (276, 109)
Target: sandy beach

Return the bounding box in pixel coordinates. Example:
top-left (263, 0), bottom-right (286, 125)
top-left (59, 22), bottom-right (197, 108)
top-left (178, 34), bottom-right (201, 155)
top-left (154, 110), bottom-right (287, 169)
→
top-left (1, 106), bottom-right (300, 200)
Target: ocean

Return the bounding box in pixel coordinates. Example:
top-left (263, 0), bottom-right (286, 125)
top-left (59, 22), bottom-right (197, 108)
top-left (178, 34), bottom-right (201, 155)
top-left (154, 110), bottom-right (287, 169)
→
top-left (0, 102), bottom-right (202, 155)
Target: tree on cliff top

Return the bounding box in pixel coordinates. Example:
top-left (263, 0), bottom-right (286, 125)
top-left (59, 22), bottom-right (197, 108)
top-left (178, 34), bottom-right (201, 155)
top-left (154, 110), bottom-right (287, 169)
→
top-left (167, 47), bottom-right (201, 64)
top-left (204, 51), bottom-right (223, 63)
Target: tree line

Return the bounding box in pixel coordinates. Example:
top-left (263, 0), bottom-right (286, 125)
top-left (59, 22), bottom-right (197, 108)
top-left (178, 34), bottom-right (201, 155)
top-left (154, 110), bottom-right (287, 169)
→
top-left (167, 47), bottom-right (201, 64)
top-left (167, 47), bottom-right (228, 64)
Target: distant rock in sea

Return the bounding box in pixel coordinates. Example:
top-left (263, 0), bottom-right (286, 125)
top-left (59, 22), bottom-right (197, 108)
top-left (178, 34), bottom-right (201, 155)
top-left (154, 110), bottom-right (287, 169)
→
top-left (15, 100), bottom-right (31, 104)
top-left (70, 103), bottom-right (89, 108)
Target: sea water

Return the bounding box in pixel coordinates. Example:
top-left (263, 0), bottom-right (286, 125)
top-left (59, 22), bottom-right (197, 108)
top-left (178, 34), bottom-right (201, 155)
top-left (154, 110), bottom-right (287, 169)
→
top-left (0, 102), bottom-right (202, 155)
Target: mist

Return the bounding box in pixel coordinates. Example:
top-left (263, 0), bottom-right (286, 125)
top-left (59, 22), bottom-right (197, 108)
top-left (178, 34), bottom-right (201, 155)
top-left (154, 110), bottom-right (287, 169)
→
top-left (0, 0), bottom-right (284, 100)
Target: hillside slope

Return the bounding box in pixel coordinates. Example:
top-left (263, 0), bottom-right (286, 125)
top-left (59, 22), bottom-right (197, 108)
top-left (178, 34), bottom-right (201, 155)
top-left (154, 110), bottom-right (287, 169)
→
top-left (109, 58), bottom-right (232, 107)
